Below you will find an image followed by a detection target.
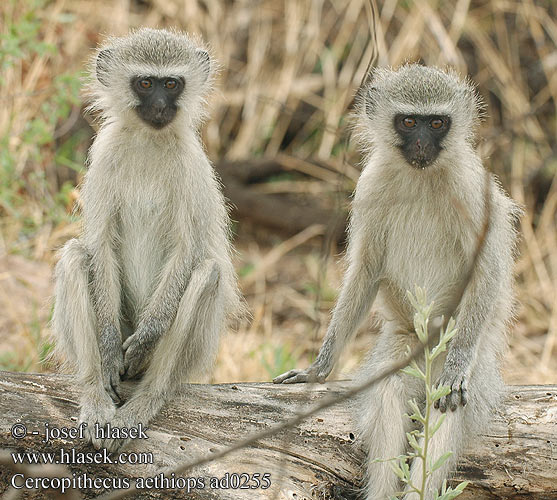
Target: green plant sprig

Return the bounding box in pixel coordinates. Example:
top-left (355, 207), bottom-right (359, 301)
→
top-left (386, 286), bottom-right (468, 500)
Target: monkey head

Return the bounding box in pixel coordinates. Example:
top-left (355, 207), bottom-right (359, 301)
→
top-left (354, 64), bottom-right (484, 170)
top-left (88, 28), bottom-right (213, 131)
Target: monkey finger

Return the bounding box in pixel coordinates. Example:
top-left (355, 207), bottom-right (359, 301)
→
top-left (124, 357), bottom-right (141, 379)
top-left (449, 393), bottom-right (458, 412)
top-left (437, 396), bottom-right (448, 413)
top-left (273, 369), bottom-right (301, 384)
top-left (122, 336), bottom-right (135, 351)
top-left (103, 373), bottom-right (121, 402)
top-left (461, 379), bottom-right (469, 407)
top-left (460, 384), bottom-right (468, 406)
top-left (105, 382), bottom-right (121, 404)
top-left (124, 364), bottom-right (134, 379)
top-left (123, 349), bottom-right (135, 372)
top-left (110, 380), bottom-right (122, 403)
top-left (282, 372), bottom-right (310, 384)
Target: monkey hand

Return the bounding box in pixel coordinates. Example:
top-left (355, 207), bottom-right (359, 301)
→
top-left (122, 329), bottom-right (156, 379)
top-left (434, 362), bottom-right (469, 413)
top-left (99, 325), bottom-right (125, 404)
top-left (273, 360), bottom-right (330, 384)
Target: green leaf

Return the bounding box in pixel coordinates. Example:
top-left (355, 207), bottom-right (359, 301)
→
top-left (435, 479), bottom-right (469, 499)
top-left (406, 432), bottom-right (421, 452)
top-left (406, 289), bottom-right (419, 310)
top-left (454, 481), bottom-right (469, 491)
top-left (431, 342), bottom-right (448, 359)
top-left (408, 400), bottom-right (425, 422)
top-left (431, 451), bottom-right (452, 472)
top-left (429, 414), bottom-right (446, 435)
top-left (401, 365), bottom-right (424, 379)
top-left (388, 460), bottom-right (405, 480)
top-left (430, 385), bottom-right (451, 402)
top-left (400, 458), bottom-right (410, 480)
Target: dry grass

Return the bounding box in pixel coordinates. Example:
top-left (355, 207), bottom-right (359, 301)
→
top-left (0, 0), bottom-right (555, 384)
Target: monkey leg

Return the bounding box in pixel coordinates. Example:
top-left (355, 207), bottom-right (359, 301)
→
top-left (403, 344), bottom-right (505, 500)
top-left (357, 327), bottom-right (423, 500)
top-left (101, 258), bottom-right (224, 452)
top-left (52, 239), bottom-right (116, 446)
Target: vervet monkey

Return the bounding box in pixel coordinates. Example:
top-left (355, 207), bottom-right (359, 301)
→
top-left (275, 65), bottom-right (520, 499)
top-left (53, 28), bottom-right (240, 452)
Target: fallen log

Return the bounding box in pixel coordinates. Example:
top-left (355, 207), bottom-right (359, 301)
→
top-left (0, 372), bottom-right (555, 499)
top-left (216, 158), bottom-right (348, 243)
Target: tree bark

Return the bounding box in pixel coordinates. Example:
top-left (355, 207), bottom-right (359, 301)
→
top-left (0, 371), bottom-right (555, 499)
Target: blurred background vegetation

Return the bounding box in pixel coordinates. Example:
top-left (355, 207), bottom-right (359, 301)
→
top-left (0, 0), bottom-right (555, 384)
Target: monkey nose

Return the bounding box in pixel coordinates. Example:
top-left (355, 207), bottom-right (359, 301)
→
top-left (153, 99), bottom-right (166, 115)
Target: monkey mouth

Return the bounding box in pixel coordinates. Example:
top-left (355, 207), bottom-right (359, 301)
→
top-left (404, 153), bottom-right (437, 169)
top-left (410, 157), bottom-right (434, 169)
top-left (135, 107), bottom-right (176, 130)
top-left (398, 146), bottom-right (438, 170)
top-left (148, 119), bottom-right (172, 129)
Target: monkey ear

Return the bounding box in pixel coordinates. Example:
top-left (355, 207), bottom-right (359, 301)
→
top-left (195, 48), bottom-right (211, 83)
top-left (96, 49), bottom-right (112, 87)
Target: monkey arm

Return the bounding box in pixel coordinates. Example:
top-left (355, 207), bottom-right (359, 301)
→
top-left (122, 247), bottom-right (193, 378)
top-left (435, 220), bottom-right (510, 412)
top-left (85, 216), bottom-right (124, 404)
top-left (274, 231), bottom-right (383, 384)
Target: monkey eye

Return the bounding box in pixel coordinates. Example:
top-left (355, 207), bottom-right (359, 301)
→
top-left (431, 118), bottom-right (444, 129)
top-left (138, 79), bottom-right (152, 90)
top-left (164, 79), bottom-right (177, 89)
top-left (403, 117), bottom-right (416, 128)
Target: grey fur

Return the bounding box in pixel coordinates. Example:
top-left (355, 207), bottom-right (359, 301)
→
top-left (52, 28), bottom-right (241, 452)
top-left (274, 64), bottom-right (520, 499)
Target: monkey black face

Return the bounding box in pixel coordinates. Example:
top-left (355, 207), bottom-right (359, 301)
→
top-left (394, 114), bottom-right (451, 169)
top-left (131, 76), bottom-right (185, 129)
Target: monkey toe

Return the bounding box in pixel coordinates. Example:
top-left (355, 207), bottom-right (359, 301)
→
top-left (101, 437), bottom-right (127, 453)
top-left (273, 366), bottom-right (325, 384)
top-left (273, 369), bottom-right (300, 384)
top-left (274, 368), bottom-right (313, 384)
